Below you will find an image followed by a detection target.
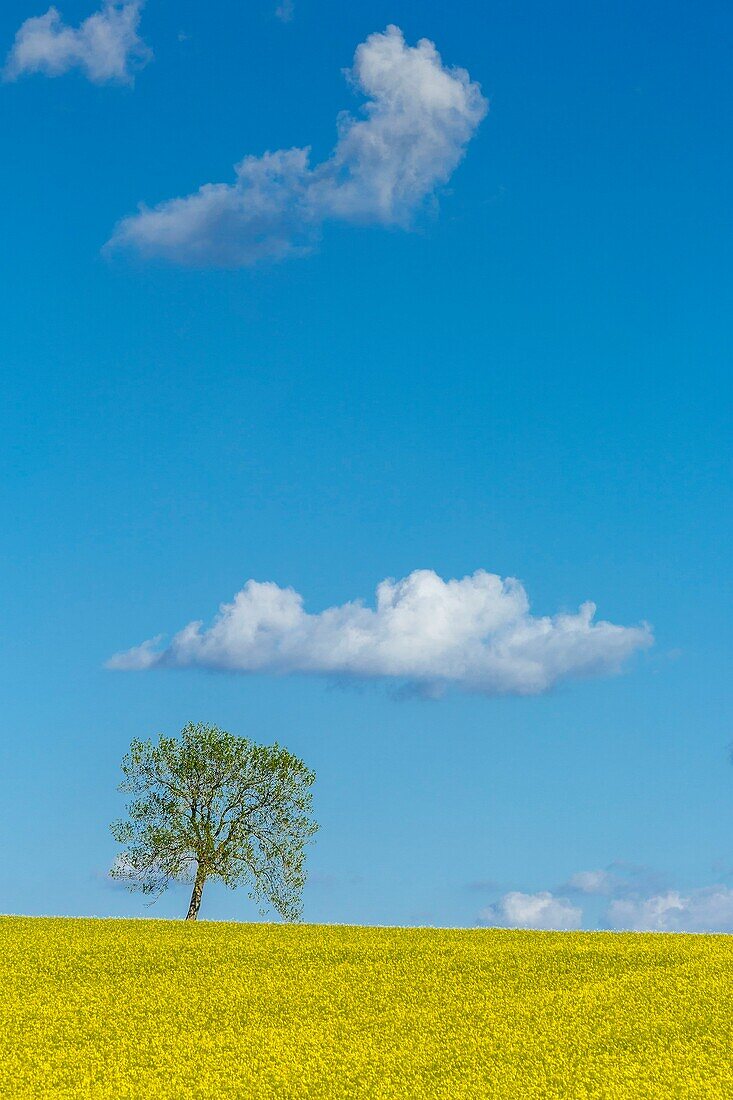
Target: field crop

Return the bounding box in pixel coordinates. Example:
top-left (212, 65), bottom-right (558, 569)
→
top-left (2, 916), bottom-right (732, 1098)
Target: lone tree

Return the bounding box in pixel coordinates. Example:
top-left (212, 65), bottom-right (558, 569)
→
top-left (110, 722), bottom-right (317, 921)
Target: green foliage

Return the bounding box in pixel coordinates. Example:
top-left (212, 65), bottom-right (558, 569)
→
top-left (110, 722), bottom-right (317, 919)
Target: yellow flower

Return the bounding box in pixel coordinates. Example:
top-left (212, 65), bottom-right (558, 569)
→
top-left (1, 917), bottom-right (731, 1098)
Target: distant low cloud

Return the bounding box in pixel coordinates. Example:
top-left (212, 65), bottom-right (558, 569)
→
top-left (562, 864), bottom-right (733, 932)
top-left (3, 0), bottom-right (150, 84)
top-left (564, 869), bottom-right (616, 896)
top-left (106, 25), bottom-right (487, 265)
top-left (107, 568), bottom-right (652, 698)
top-left (480, 891), bottom-right (583, 931)
top-left (480, 869), bottom-right (733, 934)
top-left (608, 886), bottom-right (733, 933)
top-left (562, 862), bottom-right (668, 900)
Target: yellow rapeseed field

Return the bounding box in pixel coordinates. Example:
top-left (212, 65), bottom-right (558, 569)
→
top-left (2, 916), bottom-right (732, 1098)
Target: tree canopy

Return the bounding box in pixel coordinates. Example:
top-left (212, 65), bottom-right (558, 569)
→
top-left (110, 722), bottom-right (317, 920)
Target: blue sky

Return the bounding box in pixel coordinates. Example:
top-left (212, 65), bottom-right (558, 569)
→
top-left (1, 0), bottom-right (732, 930)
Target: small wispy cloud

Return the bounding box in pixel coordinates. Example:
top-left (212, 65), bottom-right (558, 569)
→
top-left (106, 25), bottom-right (488, 265)
top-left (275, 0), bottom-right (294, 23)
top-left (561, 862), bottom-right (668, 900)
top-left (3, 0), bottom-right (150, 85)
top-left (465, 879), bottom-right (499, 893)
top-left (107, 568), bottom-right (652, 699)
top-left (563, 869), bottom-right (616, 896)
top-left (480, 891), bottom-right (583, 931)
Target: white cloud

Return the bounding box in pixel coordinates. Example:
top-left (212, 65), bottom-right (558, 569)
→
top-left (106, 568), bottom-right (652, 698)
top-left (481, 891), bottom-right (583, 931)
top-left (4, 1), bottom-right (150, 84)
top-left (106, 25), bottom-right (488, 265)
top-left (607, 887), bottom-right (733, 933)
top-left (565, 869), bottom-right (616, 896)
top-left (275, 0), bottom-right (294, 23)
top-left (562, 862), bottom-right (668, 900)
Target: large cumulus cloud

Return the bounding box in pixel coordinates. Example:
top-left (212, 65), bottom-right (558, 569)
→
top-left (107, 568), bottom-right (652, 698)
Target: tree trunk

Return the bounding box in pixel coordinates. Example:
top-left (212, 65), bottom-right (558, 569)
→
top-left (186, 867), bottom-right (206, 921)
